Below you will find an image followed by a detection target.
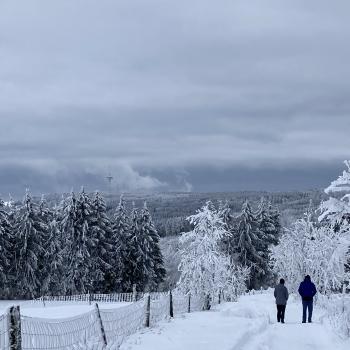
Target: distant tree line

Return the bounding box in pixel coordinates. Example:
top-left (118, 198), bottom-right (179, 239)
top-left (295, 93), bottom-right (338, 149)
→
top-left (41, 190), bottom-right (326, 237)
top-left (0, 190), bottom-right (166, 299)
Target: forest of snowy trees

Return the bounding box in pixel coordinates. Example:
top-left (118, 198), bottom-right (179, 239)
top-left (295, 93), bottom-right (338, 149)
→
top-left (1, 161), bottom-right (349, 301)
top-left (177, 198), bottom-right (282, 295)
top-left (0, 190), bottom-right (166, 299)
top-left (272, 161), bottom-right (350, 294)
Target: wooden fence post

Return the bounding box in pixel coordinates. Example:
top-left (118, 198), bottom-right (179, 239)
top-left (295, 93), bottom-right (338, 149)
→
top-left (132, 284), bottom-right (137, 302)
top-left (218, 291), bottom-right (221, 305)
top-left (187, 294), bottom-right (191, 313)
top-left (8, 305), bottom-right (21, 350)
top-left (145, 294), bottom-right (151, 327)
top-left (169, 291), bottom-right (174, 318)
top-left (95, 304), bottom-right (107, 347)
top-left (205, 294), bottom-right (210, 310)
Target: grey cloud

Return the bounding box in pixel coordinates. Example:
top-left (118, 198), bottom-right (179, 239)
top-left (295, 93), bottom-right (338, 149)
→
top-left (1, 0), bottom-right (350, 194)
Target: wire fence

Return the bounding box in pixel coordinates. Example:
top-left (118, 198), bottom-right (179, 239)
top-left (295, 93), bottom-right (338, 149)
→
top-left (21, 310), bottom-right (101, 350)
top-left (150, 295), bottom-right (169, 326)
top-left (100, 300), bottom-right (145, 347)
top-left (0, 291), bottom-right (210, 350)
top-left (0, 312), bottom-right (9, 349)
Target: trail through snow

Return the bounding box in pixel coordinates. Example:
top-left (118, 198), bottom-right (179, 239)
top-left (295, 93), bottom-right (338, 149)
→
top-left (120, 291), bottom-right (349, 350)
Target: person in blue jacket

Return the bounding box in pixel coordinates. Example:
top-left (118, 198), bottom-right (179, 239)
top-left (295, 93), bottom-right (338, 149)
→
top-left (298, 275), bottom-right (317, 323)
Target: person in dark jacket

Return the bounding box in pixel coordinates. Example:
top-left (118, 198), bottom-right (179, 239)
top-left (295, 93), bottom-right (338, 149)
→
top-left (274, 278), bottom-right (289, 323)
top-left (298, 275), bottom-right (317, 323)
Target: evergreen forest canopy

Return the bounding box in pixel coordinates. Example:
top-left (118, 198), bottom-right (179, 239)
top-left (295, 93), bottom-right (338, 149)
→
top-left (0, 190), bottom-right (166, 299)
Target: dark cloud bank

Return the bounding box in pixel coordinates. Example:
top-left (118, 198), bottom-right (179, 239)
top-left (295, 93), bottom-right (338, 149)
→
top-left (1, 1), bottom-right (350, 197)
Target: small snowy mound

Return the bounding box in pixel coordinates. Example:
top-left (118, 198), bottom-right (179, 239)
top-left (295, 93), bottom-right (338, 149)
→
top-left (220, 304), bottom-right (268, 320)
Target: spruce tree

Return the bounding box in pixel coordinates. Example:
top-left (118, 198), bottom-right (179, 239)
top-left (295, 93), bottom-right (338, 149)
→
top-left (139, 202), bottom-right (166, 290)
top-left (111, 195), bottom-right (132, 291)
top-left (128, 204), bottom-right (153, 291)
top-left (267, 201), bottom-right (281, 245)
top-left (0, 198), bottom-right (13, 297)
top-left (236, 201), bottom-right (264, 290)
top-left (218, 200), bottom-right (236, 257)
top-left (60, 189), bottom-right (95, 294)
top-left (43, 205), bottom-right (64, 295)
top-left (13, 191), bottom-right (48, 298)
top-left (90, 191), bottom-right (113, 292)
top-left (255, 198), bottom-right (279, 286)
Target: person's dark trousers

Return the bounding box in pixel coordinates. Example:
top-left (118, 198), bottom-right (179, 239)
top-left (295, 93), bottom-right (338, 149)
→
top-left (302, 300), bottom-right (313, 323)
top-left (277, 305), bottom-right (286, 323)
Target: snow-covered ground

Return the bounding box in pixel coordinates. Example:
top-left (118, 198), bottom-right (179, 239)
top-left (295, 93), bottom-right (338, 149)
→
top-left (120, 291), bottom-right (350, 350)
top-left (0, 301), bottom-right (130, 318)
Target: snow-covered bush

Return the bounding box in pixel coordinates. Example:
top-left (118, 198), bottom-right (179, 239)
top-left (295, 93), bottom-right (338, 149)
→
top-left (272, 161), bottom-right (350, 294)
top-left (223, 265), bottom-right (251, 300)
top-left (272, 208), bottom-right (350, 293)
top-left (318, 294), bottom-right (350, 338)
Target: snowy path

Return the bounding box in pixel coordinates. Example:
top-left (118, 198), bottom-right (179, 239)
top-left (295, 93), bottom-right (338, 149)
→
top-left (120, 291), bottom-right (350, 350)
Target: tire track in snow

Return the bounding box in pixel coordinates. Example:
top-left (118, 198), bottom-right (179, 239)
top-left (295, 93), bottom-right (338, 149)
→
top-left (230, 315), bottom-right (271, 350)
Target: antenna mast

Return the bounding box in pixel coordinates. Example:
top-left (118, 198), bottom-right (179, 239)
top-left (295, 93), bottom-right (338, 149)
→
top-left (106, 172), bottom-right (113, 195)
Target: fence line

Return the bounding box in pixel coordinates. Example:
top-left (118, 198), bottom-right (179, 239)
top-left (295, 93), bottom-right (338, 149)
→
top-left (0, 292), bottom-right (209, 350)
top-left (23, 292), bottom-right (171, 309)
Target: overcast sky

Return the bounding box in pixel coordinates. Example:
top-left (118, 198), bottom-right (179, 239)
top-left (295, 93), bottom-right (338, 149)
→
top-left (1, 0), bottom-right (350, 197)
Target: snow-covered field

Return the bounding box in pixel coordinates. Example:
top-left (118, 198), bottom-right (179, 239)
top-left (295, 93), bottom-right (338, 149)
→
top-left (121, 291), bottom-right (350, 350)
top-left (0, 300), bottom-right (130, 318)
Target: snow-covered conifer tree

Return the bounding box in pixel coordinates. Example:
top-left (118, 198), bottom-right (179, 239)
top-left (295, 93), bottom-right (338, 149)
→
top-left (60, 189), bottom-right (95, 294)
top-left (236, 201), bottom-right (265, 289)
top-left (254, 198), bottom-right (280, 286)
top-left (257, 198), bottom-right (280, 246)
top-left (218, 201), bottom-right (236, 256)
top-left (139, 202), bottom-right (166, 290)
top-left (319, 160), bottom-right (350, 228)
top-left (178, 201), bottom-right (231, 295)
top-left (42, 205), bottom-right (64, 295)
top-left (0, 197), bottom-right (13, 297)
top-left (13, 191), bottom-right (49, 298)
top-left (127, 204), bottom-right (153, 291)
top-left (111, 195), bottom-right (131, 291)
top-left (90, 191), bottom-right (113, 292)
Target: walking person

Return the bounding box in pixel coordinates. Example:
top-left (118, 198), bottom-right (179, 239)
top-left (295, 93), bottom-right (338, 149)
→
top-left (298, 275), bottom-right (317, 323)
top-left (274, 278), bottom-right (289, 323)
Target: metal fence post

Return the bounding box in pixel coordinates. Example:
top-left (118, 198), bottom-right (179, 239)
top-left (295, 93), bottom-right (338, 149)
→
top-left (95, 304), bottom-right (107, 347)
top-left (8, 305), bottom-right (21, 350)
top-left (145, 294), bottom-right (151, 327)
